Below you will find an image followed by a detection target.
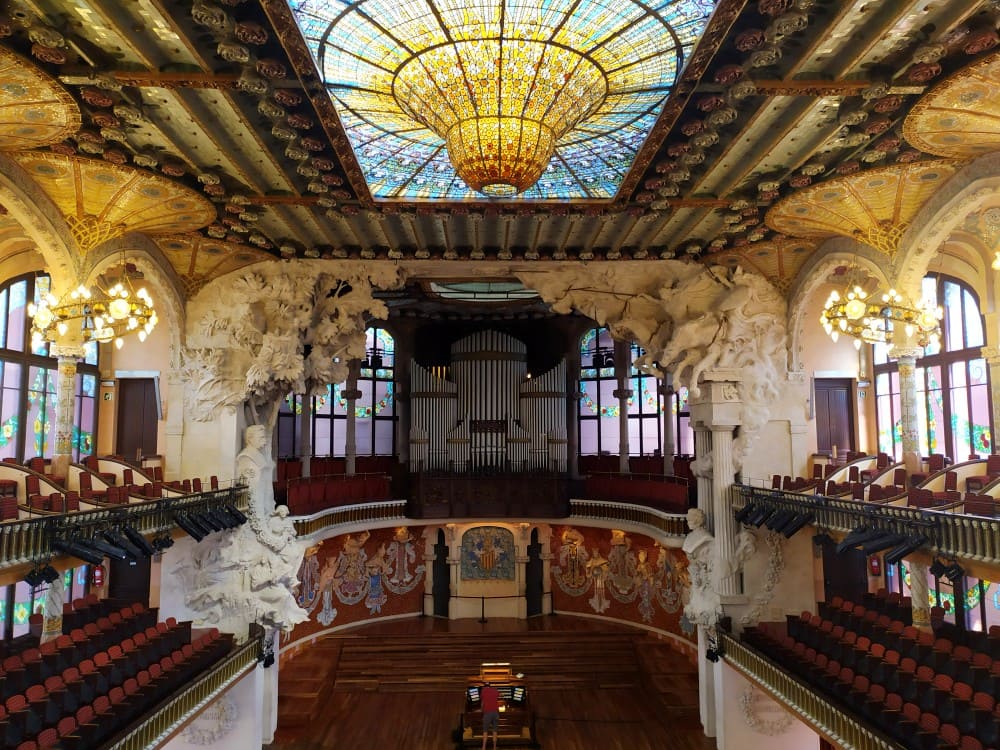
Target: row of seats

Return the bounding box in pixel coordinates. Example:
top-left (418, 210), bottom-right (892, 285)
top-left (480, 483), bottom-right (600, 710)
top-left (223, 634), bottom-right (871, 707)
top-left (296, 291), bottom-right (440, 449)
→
top-left (745, 598), bottom-right (1000, 749)
top-left (4, 628), bottom-right (229, 750)
top-left (285, 474), bottom-right (391, 515)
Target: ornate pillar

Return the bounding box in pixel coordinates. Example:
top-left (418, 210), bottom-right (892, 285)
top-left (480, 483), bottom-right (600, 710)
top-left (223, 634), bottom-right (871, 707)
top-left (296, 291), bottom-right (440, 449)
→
top-left (343, 362), bottom-right (361, 476)
top-left (614, 340), bottom-right (631, 473)
top-left (515, 523), bottom-right (530, 618)
top-left (694, 425), bottom-right (712, 515)
top-left (895, 349), bottom-right (923, 457)
top-left (566, 350), bottom-right (581, 479)
top-left (393, 332), bottom-right (412, 469)
top-left (298, 394), bottom-right (312, 476)
top-left (689, 371), bottom-right (743, 597)
top-left (661, 377), bottom-right (675, 474)
top-left (447, 524), bottom-right (461, 620)
top-left (40, 573), bottom-right (65, 644)
top-left (907, 558), bottom-right (931, 630)
top-left (50, 343), bottom-right (86, 479)
top-left (983, 346), bottom-right (1000, 455)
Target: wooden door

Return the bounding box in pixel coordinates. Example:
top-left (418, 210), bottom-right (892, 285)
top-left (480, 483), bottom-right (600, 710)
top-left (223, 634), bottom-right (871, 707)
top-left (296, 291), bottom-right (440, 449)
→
top-left (814, 378), bottom-right (854, 455)
top-left (820, 536), bottom-right (867, 604)
top-left (432, 529), bottom-right (450, 618)
top-left (108, 556), bottom-right (151, 608)
top-left (116, 378), bottom-right (158, 464)
top-left (525, 528), bottom-right (543, 617)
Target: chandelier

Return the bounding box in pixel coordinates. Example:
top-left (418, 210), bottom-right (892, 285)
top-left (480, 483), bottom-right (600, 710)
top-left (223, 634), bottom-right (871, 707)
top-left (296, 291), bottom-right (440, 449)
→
top-left (29, 263), bottom-right (157, 350)
top-left (821, 282), bottom-right (942, 351)
top-left (393, 41), bottom-right (607, 196)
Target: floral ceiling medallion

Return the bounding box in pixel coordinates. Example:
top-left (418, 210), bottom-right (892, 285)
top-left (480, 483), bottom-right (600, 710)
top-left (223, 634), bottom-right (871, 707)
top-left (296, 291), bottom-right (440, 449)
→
top-left (0, 46), bottom-right (80, 151)
top-left (764, 160), bottom-right (963, 256)
top-left (287, 0), bottom-right (714, 201)
top-left (903, 49), bottom-right (1000, 159)
top-left (11, 152), bottom-right (216, 253)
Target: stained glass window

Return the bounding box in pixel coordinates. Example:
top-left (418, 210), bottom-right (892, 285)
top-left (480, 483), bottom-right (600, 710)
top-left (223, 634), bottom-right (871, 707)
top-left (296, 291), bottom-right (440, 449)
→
top-left (288, 0), bottom-right (713, 200)
top-left (874, 275), bottom-right (991, 461)
top-left (0, 274), bottom-right (99, 462)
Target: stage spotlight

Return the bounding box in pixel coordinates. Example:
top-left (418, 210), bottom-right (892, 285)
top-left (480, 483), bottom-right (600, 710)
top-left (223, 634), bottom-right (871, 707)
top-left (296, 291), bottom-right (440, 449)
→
top-left (883, 535), bottom-right (928, 566)
top-left (734, 503), bottom-right (756, 524)
top-left (123, 526), bottom-right (156, 556)
top-left (174, 512), bottom-right (206, 542)
top-left (103, 530), bottom-right (143, 560)
top-left (929, 559), bottom-right (948, 578)
top-left (780, 513), bottom-right (816, 539)
top-left (151, 531), bottom-right (174, 552)
top-left (861, 533), bottom-right (907, 555)
top-left (51, 538), bottom-right (105, 566)
top-left (185, 512), bottom-right (214, 537)
top-left (747, 505), bottom-right (774, 527)
top-left (943, 563), bottom-right (964, 583)
top-left (40, 564), bottom-right (59, 583)
top-left (705, 648), bottom-right (721, 663)
top-left (84, 538), bottom-right (128, 561)
top-left (765, 509), bottom-right (796, 531)
top-left (23, 567), bottom-right (45, 587)
top-left (223, 504), bottom-right (248, 525)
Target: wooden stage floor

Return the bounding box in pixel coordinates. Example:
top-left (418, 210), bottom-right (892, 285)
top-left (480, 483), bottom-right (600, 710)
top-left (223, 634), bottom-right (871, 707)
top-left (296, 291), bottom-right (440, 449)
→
top-left (268, 616), bottom-right (715, 750)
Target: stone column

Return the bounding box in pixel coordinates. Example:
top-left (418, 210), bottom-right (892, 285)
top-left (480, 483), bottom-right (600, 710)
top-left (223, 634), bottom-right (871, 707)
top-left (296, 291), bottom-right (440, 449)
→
top-left (343, 363), bottom-right (361, 476)
top-left (163, 369), bottom-right (185, 481)
top-left (50, 343), bottom-right (86, 480)
top-left (694, 424), bottom-right (712, 515)
top-left (895, 350), bottom-right (923, 458)
top-left (393, 335), bottom-right (412, 469)
top-left (907, 558), bottom-right (931, 630)
top-left (689, 371), bottom-right (744, 597)
top-left (614, 340), bottom-right (631, 473)
top-left (298, 394), bottom-right (312, 477)
top-left (697, 625), bottom-right (717, 737)
top-left (661, 377), bottom-right (675, 474)
top-left (515, 523), bottom-right (530, 618)
top-left (40, 573), bottom-right (65, 644)
top-left (447, 524), bottom-right (462, 620)
top-left (983, 346), bottom-right (1000, 455)
top-left (566, 351), bottom-right (581, 479)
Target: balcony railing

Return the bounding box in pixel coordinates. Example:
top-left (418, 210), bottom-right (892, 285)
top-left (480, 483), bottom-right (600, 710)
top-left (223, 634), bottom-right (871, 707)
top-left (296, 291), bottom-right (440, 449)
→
top-left (733, 485), bottom-right (1000, 565)
top-left (105, 624), bottom-right (264, 750)
top-left (292, 500), bottom-right (409, 539)
top-left (569, 498), bottom-right (689, 539)
top-left (719, 632), bottom-right (905, 750)
top-left (0, 486), bottom-right (249, 570)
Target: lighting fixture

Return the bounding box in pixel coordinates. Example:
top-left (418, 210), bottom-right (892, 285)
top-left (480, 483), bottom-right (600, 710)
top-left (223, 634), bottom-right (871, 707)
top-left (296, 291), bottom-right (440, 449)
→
top-left (943, 562), bottom-right (964, 583)
top-left (28, 261), bottom-right (157, 350)
top-left (293, 0), bottom-right (709, 199)
top-left (883, 535), bottom-right (928, 566)
top-left (821, 279), bottom-right (942, 351)
top-left (929, 559), bottom-right (948, 578)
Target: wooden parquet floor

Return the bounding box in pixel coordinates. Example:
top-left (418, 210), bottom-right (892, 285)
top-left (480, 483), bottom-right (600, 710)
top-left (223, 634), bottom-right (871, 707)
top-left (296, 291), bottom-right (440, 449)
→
top-left (269, 617), bottom-right (714, 750)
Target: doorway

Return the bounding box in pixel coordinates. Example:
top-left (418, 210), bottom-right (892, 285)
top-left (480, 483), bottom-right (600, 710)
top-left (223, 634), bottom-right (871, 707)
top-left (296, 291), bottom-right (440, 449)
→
top-left (525, 528), bottom-right (543, 617)
top-left (115, 378), bottom-right (159, 464)
top-left (814, 378), bottom-right (855, 456)
top-left (432, 529), bottom-right (450, 618)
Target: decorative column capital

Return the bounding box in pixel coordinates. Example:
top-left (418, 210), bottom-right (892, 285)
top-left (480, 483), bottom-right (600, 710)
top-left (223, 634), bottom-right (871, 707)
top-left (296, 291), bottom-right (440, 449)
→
top-left (51, 343), bottom-right (87, 360)
top-left (981, 345), bottom-right (1000, 367)
top-left (340, 389), bottom-right (362, 401)
top-left (612, 388), bottom-right (633, 400)
top-left (893, 347), bottom-right (924, 363)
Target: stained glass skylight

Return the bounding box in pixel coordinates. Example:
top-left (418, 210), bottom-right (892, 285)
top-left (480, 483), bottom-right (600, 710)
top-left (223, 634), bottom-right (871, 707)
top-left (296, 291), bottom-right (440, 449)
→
top-left (288, 0), bottom-right (715, 201)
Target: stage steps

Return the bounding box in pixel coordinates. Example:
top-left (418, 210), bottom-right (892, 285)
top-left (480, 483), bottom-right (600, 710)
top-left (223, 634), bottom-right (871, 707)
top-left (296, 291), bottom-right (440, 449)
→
top-left (330, 630), bottom-right (646, 693)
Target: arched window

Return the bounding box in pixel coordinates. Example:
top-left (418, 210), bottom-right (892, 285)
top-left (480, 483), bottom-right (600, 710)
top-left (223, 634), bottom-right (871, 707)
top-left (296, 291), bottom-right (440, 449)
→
top-left (578, 326), bottom-right (619, 456)
top-left (0, 274), bottom-right (98, 461)
top-left (627, 342), bottom-right (665, 456)
top-left (276, 326), bottom-right (396, 458)
top-left (874, 274), bottom-right (991, 460)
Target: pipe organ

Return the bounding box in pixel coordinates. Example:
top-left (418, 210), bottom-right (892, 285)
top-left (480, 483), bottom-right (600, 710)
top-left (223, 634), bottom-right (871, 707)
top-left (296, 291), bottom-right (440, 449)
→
top-left (409, 331), bottom-right (567, 473)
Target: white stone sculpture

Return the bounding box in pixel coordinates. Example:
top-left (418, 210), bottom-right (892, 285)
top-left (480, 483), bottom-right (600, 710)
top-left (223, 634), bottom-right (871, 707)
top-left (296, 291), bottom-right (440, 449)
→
top-left (236, 423), bottom-right (275, 520)
top-left (519, 262), bottom-right (787, 471)
top-left (174, 506), bottom-right (310, 633)
top-left (681, 508), bottom-right (756, 627)
top-left (181, 261), bottom-right (402, 426)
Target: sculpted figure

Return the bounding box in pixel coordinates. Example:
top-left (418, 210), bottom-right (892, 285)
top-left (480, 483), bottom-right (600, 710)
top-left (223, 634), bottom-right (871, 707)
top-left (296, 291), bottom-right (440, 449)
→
top-left (237, 424), bottom-right (275, 519)
top-left (681, 508), bottom-right (757, 627)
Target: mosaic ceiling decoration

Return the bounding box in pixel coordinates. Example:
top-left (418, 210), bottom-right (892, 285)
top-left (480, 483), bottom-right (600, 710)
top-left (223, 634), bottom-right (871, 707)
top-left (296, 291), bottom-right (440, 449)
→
top-left (903, 49), bottom-right (1000, 159)
top-left (155, 235), bottom-right (276, 295)
top-left (288, 0), bottom-right (714, 201)
top-left (11, 152), bottom-right (217, 253)
top-left (712, 238), bottom-right (818, 296)
top-left (765, 160), bottom-right (963, 256)
top-left (0, 47), bottom-right (80, 151)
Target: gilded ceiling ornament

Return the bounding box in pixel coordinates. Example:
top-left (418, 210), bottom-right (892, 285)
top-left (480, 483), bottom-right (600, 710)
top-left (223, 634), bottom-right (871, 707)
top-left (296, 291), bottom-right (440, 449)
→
top-left (285, 144), bottom-right (308, 161)
top-left (236, 71), bottom-right (267, 96)
top-left (735, 29), bottom-right (766, 51)
top-left (217, 41), bottom-right (250, 63)
top-left (692, 130), bottom-right (720, 149)
top-left (714, 65), bottom-right (745, 85)
top-left (256, 59), bottom-right (287, 79)
top-left (770, 11), bottom-right (808, 37)
top-left (707, 107), bottom-right (739, 128)
top-left (257, 98), bottom-right (285, 120)
top-left (913, 43), bottom-right (947, 64)
top-left (27, 26), bottom-right (64, 48)
top-left (729, 79), bottom-right (758, 99)
top-left (748, 44), bottom-right (782, 68)
top-left (963, 28), bottom-right (999, 55)
top-left (31, 45), bottom-right (66, 65)
top-left (272, 89), bottom-right (301, 108)
top-left (908, 62), bottom-right (942, 83)
top-left (234, 21), bottom-right (268, 45)
top-left (112, 104), bottom-right (143, 124)
top-left (0, 46), bottom-right (80, 151)
top-left (801, 163), bottom-right (825, 176)
top-left (191, 1), bottom-right (230, 32)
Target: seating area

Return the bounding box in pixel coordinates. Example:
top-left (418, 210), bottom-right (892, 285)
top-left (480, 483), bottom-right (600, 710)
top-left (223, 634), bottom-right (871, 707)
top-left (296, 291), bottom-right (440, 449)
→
top-left (285, 473), bottom-right (391, 516)
top-left (583, 473), bottom-right (689, 513)
top-left (0, 594), bottom-right (233, 749)
top-left (743, 594), bottom-right (1000, 750)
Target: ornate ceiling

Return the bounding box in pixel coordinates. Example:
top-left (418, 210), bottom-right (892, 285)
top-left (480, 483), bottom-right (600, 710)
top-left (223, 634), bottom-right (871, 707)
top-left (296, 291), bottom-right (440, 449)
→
top-left (0, 0), bottom-right (996, 300)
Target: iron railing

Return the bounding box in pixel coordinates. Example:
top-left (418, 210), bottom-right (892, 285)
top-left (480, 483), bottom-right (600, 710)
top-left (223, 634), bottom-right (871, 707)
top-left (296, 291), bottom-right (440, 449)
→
top-left (569, 498), bottom-right (688, 539)
top-left (105, 624), bottom-right (264, 750)
top-left (0, 486), bottom-right (249, 570)
top-left (719, 632), bottom-right (905, 750)
top-left (732, 484), bottom-right (1000, 565)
